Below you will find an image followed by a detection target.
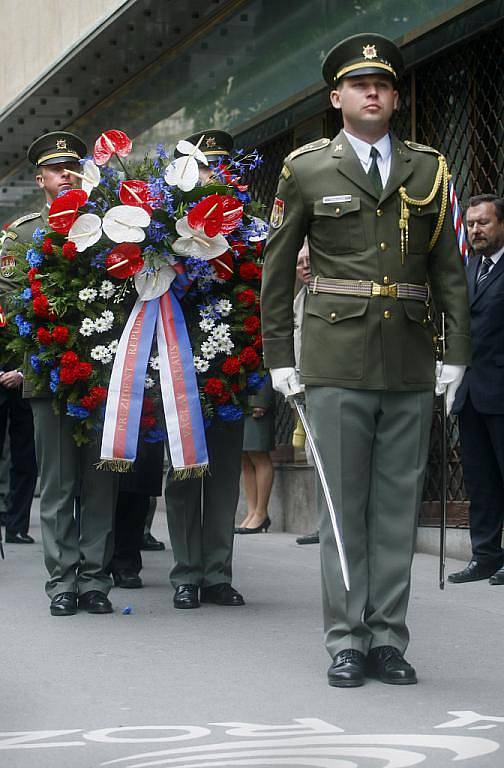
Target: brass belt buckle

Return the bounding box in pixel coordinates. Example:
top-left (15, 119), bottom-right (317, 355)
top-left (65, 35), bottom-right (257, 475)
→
top-left (371, 281), bottom-right (397, 298)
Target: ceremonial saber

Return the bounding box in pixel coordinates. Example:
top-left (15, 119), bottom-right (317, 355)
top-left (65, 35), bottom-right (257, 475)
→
top-left (291, 395), bottom-right (350, 591)
top-left (438, 313), bottom-right (448, 590)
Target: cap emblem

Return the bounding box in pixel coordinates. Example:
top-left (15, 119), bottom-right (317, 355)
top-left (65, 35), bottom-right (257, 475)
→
top-left (56, 139), bottom-right (68, 150)
top-left (205, 137), bottom-right (217, 148)
top-left (362, 44), bottom-right (378, 60)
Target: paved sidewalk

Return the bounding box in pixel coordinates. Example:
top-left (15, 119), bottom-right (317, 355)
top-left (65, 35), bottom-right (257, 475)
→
top-left (1, 500), bottom-right (503, 767)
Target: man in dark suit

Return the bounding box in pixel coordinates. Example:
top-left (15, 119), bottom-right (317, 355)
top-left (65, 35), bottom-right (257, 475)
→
top-left (450, 194), bottom-right (504, 585)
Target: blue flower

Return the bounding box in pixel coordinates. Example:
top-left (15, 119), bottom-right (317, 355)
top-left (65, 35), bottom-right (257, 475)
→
top-left (246, 372), bottom-right (264, 392)
top-left (90, 250), bottom-right (107, 269)
top-left (216, 404), bottom-right (243, 421)
top-left (144, 427), bottom-right (167, 443)
top-left (148, 176), bottom-right (174, 214)
top-left (147, 218), bottom-right (168, 243)
top-left (25, 248), bottom-right (44, 268)
top-left (49, 368), bottom-right (60, 392)
top-left (14, 314), bottom-right (32, 336)
top-left (21, 287), bottom-right (32, 301)
top-left (66, 403), bottom-right (90, 420)
top-left (30, 354), bottom-right (42, 373)
top-left (32, 227), bottom-right (46, 247)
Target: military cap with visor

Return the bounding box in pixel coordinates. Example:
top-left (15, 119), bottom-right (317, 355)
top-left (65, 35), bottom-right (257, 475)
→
top-left (322, 33), bottom-right (404, 87)
top-left (27, 131), bottom-right (87, 167)
top-left (174, 129), bottom-right (234, 160)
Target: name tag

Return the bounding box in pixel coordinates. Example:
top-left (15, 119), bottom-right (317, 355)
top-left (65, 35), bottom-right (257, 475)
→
top-left (322, 195), bottom-right (352, 204)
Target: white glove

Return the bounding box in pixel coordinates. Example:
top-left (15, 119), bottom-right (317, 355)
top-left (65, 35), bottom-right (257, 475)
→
top-left (270, 367), bottom-right (303, 399)
top-left (435, 363), bottom-right (466, 416)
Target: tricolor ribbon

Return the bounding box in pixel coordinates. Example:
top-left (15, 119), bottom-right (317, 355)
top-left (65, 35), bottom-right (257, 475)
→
top-left (449, 179), bottom-right (468, 265)
top-left (100, 287), bottom-right (208, 475)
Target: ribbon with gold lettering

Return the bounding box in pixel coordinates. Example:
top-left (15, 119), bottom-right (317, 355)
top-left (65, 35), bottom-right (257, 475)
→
top-left (99, 290), bottom-right (208, 475)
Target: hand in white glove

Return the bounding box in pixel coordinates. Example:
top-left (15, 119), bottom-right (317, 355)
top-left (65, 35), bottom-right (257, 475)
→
top-left (435, 363), bottom-right (466, 415)
top-left (270, 367), bottom-right (303, 399)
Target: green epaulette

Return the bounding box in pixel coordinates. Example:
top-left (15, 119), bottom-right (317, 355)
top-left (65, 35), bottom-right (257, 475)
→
top-left (287, 138), bottom-right (330, 162)
top-left (9, 212), bottom-right (41, 229)
top-left (404, 140), bottom-right (440, 156)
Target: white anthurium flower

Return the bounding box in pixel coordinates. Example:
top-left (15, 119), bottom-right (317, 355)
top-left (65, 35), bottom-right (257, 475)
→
top-left (164, 156), bottom-right (199, 192)
top-left (175, 139), bottom-right (209, 166)
top-left (81, 160), bottom-right (101, 196)
top-left (103, 205), bottom-right (151, 243)
top-left (248, 215), bottom-right (269, 242)
top-left (68, 213), bottom-right (102, 252)
top-left (134, 263), bottom-right (177, 301)
top-left (172, 217), bottom-right (228, 260)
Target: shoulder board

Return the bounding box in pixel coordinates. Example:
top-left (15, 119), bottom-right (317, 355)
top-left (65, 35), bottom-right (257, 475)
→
top-left (9, 212), bottom-right (41, 229)
top-left (287, 138), bottom-right (330, 162)
top-left (4, 231), bottom-right (17, 241)
top-left (404, 140), bottom-right (440, 156)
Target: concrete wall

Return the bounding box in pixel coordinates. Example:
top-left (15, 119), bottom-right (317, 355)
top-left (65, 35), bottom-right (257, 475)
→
top-left (0, 0), bottom-right (127, 113)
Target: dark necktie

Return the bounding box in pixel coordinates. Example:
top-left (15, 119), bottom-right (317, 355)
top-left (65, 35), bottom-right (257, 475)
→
top-left (476, 256), bottom-right (493, 289)
top-left (368, 146), bottom-right (383, 195)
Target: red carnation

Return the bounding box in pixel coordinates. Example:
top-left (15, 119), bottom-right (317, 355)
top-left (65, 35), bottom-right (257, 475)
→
top-left (37, 327), bottom-right (52, 346)
top-left (216, 390), bottom-right (231, 405)
top-left (77, 362), bottom-right (93, 380)
top-left (32, 294), bottom-right (50, 318)
top-left (61, 351), bottom-right (79, 366)
top-left (221, 356), bottom-right (241, 375)
top-left (230, 382), bottom-right (240, 393)
top-left (253, 333), bottom-right (263, 350)
top-left (239, 346), bottom-right (260, 369)
top-left (30, 280), bottom-right (42, 297)
top-left (52, 326), bottom-right (69, 345)
top-left (42, 237), bottom-right (54, 255)
top-left (243, 315), bottom-right (261, 334)
top-left (204, 378), bottom-right (225, 398)
top-left (140, 415), bottom-right (157, 429)
top-left (89, 386), bottom-right (107, 403)
top-left (80, 394), bottom-right (99, 410)
top-left (239, 262), bottom-right (259, 281)
top-left (62, 241), bottom-right (77, 261)
top-left (236, 288), bottom-right (256, 306)
top-left (59, 366), bottom-right (79, 385)
top-left (28, 267), bottom-right (39, 282)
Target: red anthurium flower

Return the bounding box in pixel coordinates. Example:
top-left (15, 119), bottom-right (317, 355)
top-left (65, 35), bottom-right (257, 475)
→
top-left (105, 243), bottom-right (144, 279)
top-left (188, 194), bottom-right (224, 237)
top-left (220, 196), bottom-right (243, 234)
top-left (209, 251), bottom-right (234, 281)
top-left (48, 189), bottom-right (88, 234)
top-left (119, 180), bottom-right (154, 215)
top-left (94, 130), bottom-right (133, 166)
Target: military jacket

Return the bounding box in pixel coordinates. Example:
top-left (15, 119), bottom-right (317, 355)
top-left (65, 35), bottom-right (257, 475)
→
top-left (261, 131), bottom-right (471, 391)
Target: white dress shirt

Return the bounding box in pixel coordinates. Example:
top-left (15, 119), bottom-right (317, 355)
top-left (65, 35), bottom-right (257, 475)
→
top-left (343, 130), bottom-right (392, 188)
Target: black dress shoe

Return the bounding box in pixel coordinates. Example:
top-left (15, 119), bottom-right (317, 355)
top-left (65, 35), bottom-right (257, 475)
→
top-left (238, 516), bottom-right (271, 534)
top-left (141, 532), bottom-right (166, 551)
top-left (113, 570), bottom-right (143, 589)
top-left (200, 583), bottom-right (245, 606)
top-left (50, 592), bottom-right (78, 616)
top-left (78, 590), bottom-right (113, 614)
top-left (366, 646), bottom-right (417, 685)
top-left (448, 559), bottom-right (500, 583)
top-left (173, 584), bottom-right (200, 609)
top-left (5, 530), bottom-right (34, 544)
top-left (489, 566), bottom-right (504, 585)
top-left (327, 649), bottom-right (365, 688)
top-left (296, 530), bottom-right (320, 545)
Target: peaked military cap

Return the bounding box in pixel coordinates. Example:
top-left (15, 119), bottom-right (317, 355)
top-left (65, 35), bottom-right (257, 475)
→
top-left (322, 33), bottom-right (404, 86)
top-left (174, 129), bottom-right (234, 159)
top-left (27, 131), bottom-right (87, 167)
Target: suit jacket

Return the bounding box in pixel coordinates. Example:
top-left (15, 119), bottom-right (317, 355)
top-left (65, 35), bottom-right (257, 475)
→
top-left (453, 253), bottom-right (504, 414)
top-left (261, 130), bottom-right (471, 390)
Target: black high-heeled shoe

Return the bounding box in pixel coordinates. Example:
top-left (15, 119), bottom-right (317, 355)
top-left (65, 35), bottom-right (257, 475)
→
top-left (238, 516), bottom-right (271, 534)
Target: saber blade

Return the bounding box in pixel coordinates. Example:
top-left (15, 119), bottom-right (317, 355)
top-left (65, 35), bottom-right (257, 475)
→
top-left (292, 397), bottom-right (350, 591)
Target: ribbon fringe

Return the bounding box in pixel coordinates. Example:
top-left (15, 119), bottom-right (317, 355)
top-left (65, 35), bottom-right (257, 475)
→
top-left (172, 464), bottom-right (209, 481)
top-left (95, 459), bottom-right (134, 473)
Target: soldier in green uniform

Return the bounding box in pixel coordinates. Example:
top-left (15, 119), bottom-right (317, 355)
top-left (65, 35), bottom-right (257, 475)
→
top-left (165, 129), bottom-right (245, 610)
top-left (0, 132), bottom-right (119, 616)
top-left (261, 34), bottom-right (471, 687)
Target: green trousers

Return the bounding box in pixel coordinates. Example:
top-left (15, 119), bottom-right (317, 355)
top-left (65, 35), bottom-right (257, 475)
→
top-left (305, 387), bottom-right (433, 658)
top-left (165, 418), bottom-right (244, 588)
top-left (31, 399), bottom-right (118, 599)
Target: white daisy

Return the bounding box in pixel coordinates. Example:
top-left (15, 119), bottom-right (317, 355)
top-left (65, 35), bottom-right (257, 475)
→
top-left (199, 317), bottom-right (215, 332)
top-left (149, 355), bottom-right (160, 370)
top-left (193, 356), bottom-right (210, 373)
top-left (99, 280), bottom-right (116, 299)
top-left (214, 337), bottom-right (234, 354)
top-left (90, 345), bottom-right (113, 364)
top-left (215, 299), bottom-right (232, 317)
top-left (108, 340), bottom-right (119, 354)
top-left (79, 318), bottom-right (95, 336)
top-left (200, 340), bottom-right (218, 360)
top-left (94, 317), bottom-right (109, 333)
top-left (78, 288), bottom-right (98, 303)
top-left (211, 323), bottom-right (231, 341)
top-left (144, 375), bottom-right (155, 389)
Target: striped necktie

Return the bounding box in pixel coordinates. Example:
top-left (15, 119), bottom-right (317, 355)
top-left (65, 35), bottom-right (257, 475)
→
top-left (476, 256), bottom-right (493, 289)
top-left (368, 146), bottom-right (383, 195)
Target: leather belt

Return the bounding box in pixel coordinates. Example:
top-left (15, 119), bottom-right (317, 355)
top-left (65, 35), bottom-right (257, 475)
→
top-left (309, 276), bottom-right (429, 302)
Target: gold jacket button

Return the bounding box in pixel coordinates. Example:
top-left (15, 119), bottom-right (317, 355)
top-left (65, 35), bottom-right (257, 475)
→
top-left (383, 275), bottom-right (389, 285)
top-left (376, 208), bottom-right (384, 217)
top-left (380, 242), bottom-right (388, 251)
top-left (383, 310), bottom-right (391, 319)
top-left (335, 207), bottom-right (341, 215)
top-left (330, 311), bottom-right (337, 320)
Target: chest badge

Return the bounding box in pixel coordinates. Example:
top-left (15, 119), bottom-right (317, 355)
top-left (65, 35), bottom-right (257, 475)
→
top-left (1, 254), bottom-right (15, 278)
top-left (270, 197), bottom-right (285, 229)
